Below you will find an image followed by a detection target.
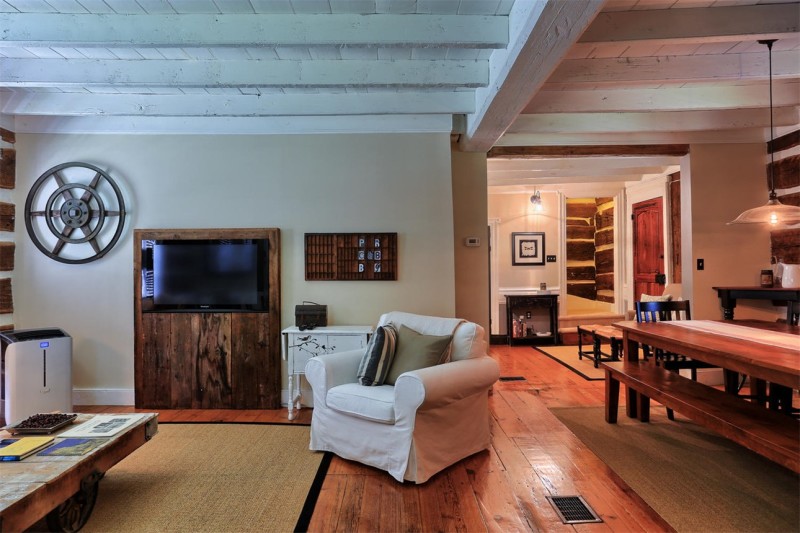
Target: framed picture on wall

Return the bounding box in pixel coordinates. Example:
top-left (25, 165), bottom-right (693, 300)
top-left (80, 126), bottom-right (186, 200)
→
top-left (511, 232), bottom-right (545, 266)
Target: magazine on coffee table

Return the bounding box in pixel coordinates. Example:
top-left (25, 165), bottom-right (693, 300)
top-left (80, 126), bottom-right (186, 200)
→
top-left (58, 414), bottom-right (148, 438)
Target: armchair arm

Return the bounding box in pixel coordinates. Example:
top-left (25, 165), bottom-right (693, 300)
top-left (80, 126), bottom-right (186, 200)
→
top-left (394, 356), bottom-right (500, 412)
top-left (304, 348), bottom-right (364, 395)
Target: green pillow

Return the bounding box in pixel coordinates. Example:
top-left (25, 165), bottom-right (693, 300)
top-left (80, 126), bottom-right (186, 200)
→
top-left (384, 325), bottom-right (452, 385)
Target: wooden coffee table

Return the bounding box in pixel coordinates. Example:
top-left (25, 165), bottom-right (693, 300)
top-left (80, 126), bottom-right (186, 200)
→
top-left (0, 412), bottom-right (158, 532)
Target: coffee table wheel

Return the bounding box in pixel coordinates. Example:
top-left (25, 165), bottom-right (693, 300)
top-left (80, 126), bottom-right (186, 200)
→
top-left (45, 471), bottom-right (104, 532)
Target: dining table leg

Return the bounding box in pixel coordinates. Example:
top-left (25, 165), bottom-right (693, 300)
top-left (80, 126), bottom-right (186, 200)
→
top-left (624, 332), bottom-right (638, 419)
top-left (750, 378), bottom-right (768, 406)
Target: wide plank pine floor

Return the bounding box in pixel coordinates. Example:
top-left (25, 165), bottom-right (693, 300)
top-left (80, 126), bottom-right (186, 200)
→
top-left (77, 344), bottom-right (673, 532)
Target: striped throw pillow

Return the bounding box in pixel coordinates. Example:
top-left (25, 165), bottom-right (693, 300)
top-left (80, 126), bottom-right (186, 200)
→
top-left (357, 324), bottom-right (398, 386)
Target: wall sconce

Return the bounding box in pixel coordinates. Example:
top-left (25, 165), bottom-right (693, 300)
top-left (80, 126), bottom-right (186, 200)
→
top-left (530, 190), bottom-right (544, 213)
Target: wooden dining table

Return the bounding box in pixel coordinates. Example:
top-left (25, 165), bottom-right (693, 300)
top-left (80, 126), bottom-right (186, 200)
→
top-left (615, 319), bottom-right (800, 414)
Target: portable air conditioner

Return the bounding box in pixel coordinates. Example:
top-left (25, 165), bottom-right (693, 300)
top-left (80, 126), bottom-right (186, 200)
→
top-left (1, 328), bottom-right (72, 425)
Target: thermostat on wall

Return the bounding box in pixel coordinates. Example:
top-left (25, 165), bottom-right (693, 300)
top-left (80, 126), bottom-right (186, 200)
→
top-left (464, 237), bottom-right (480, 247)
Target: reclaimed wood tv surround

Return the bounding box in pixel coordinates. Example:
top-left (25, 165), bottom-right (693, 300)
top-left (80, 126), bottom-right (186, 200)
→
top-left (133, 228), bottom-right (281, 409)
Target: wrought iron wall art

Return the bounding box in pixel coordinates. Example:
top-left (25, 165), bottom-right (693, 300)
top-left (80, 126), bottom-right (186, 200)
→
top-left (25, 162), bottom-right (127, 264)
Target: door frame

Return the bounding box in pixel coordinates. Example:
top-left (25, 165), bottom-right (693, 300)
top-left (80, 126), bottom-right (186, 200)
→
top-left (624, 177), bottom-right (672, 311)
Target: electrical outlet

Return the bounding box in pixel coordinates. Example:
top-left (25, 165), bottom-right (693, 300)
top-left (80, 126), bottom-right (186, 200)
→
top-left (546, 255), bottom-right (557, 262)
top-left (697, 258), bottom-right (704, 271)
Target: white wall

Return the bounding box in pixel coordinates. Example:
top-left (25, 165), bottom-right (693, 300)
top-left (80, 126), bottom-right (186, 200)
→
top-left (451, 149), bottom-right (489, 332)
top-left (488, 191), bottom-right (560, 334)
top-left (683, 143), bottom-right (779, 320)
top-left (14, 132), bottom-right (457, 404)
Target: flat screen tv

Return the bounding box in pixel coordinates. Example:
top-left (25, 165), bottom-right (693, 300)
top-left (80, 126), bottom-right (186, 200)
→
top-left (140, 238), bottom-right (269, 312)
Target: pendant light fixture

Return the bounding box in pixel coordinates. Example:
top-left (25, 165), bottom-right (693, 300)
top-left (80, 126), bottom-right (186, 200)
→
top-left (729, 40), bottom-right (800, 226)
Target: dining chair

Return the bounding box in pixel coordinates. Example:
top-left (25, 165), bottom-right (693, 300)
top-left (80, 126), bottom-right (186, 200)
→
top-left (635, 300), bottom-right (716, 420)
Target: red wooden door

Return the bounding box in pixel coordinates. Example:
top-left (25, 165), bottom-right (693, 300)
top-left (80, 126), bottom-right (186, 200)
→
top-left (632, 198), bottom-right (665, 302)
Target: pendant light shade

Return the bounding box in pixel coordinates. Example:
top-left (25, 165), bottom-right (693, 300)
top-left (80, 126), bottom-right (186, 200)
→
top-left (729, 196), bottom-right (800, 225)
top-left (729, 40), bottom-right (800, 227)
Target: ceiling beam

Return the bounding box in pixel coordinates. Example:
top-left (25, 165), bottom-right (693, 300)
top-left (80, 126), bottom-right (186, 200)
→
top-left (489, 155), bottom-right (681, 170)
top-left (496, 129), bottom-right (772, 145)
top-left (488, 145), bottom-right (690, 158)
top-left (508, 107), bottom-right (799, 135)
top-left (0, 90), bottom-right (476, 116)
top-left (0, 13), bottom-right (508, 49)
top-left (0, 58), bottom-right (488, 88)
top-left (12, 114), bottom-right (455, 135)
top-left (488, 174), bottom-right (664, 185)
top-left (459, 0), bottom-right (605, 153)
top-left (525, 82), bottom-right (800, 113)
top-left (488, 166), bottom-right (675, 179)
top-left (550, 50), bottom-right (800, 85)
top-left (577, 4), bottom-right (799, 46)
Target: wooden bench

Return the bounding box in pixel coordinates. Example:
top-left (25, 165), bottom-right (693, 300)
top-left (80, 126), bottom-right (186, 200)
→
top-left (602, 360), bottom-right (800, 473)
top-left (577, 324), bottom-right (622, 368)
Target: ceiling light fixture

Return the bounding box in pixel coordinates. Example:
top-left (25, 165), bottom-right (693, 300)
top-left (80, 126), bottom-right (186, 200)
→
top-left (530, 190), bottom-right (544, 212)
top-left (729, 39), bottom-right (800, 226)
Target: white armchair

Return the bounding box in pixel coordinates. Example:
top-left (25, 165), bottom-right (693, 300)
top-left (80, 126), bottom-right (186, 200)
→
top-left (305, 311), bottom-right (500, 483)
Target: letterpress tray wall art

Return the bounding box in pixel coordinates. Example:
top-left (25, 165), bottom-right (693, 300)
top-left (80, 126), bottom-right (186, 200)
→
top-left (305, 233), bottom-right (397, 281)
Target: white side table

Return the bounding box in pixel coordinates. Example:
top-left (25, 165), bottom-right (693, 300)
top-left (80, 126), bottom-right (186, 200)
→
top-left (281, 325), bottom-right (372, 420)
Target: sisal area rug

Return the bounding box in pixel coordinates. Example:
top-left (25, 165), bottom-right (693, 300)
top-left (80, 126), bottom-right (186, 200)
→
top-left (551, 406), bottom-right (800, 533)
top-left (533, 345), bottom-right (605, 380)
top-left (81, 424), bottom-right (328, 533)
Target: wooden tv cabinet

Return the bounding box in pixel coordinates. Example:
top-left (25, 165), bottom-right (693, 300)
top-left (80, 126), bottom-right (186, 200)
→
top-left (133, 228), bottom-right (281, 409)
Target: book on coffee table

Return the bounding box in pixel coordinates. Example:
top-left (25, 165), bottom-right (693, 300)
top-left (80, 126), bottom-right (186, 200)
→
top-left (0, 436), bottom-right (55, 461)
top-left (58, 414), bottom-right (148, 438)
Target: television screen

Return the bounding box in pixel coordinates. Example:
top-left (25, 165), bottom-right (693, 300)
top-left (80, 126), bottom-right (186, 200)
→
top-left (141, 238), bottom-right (268, 312)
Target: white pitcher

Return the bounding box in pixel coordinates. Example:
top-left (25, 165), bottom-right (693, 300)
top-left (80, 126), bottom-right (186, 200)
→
top-left (778, 263), bottom-right (800, 288)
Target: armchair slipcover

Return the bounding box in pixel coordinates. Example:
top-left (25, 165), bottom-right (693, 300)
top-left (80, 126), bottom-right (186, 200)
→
top-left (305, 311), bottom-right (500, 483)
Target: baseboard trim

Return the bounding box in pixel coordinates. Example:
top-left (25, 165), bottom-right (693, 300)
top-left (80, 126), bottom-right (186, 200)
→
top-left (73, 388), bottom-right (135, 406)
top-left (489, 334), bottom-right (508, 345)
top-left (73, 388), bottom-right (316, 408)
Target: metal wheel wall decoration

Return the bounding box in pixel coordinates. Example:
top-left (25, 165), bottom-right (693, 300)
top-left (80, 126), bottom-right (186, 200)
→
top-left (25, 162), bottom-right (127, 264)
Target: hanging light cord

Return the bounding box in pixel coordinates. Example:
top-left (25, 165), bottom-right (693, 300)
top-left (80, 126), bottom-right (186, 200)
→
top-left (760, 39), bottom-right (777, 200)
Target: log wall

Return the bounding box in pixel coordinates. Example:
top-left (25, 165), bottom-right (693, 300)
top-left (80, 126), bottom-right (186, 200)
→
top-left (769, 130), bottom-right (799, 269)
top-left (0, 127), bottom-right (13, 329)
top-left (565, 198), bottom-right (615, 303)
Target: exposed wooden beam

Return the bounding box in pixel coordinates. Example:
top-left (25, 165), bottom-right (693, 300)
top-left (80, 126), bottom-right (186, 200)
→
top-left (460, 0), bottom-right (605, 153)
top-left (488, 145), bottom-right (690, 158)
top-left (525, 82), bottom-right (800, 113)
top-left (0, 13), bottom-right (507, 49)
top-left (488, 174), bottom-right (665, 185)
top-left (497, 129), bottom-right (769, 145)
top-left (550, 50), bottom-right (800, 85)
top-left (488, 165), bottom-right (675, 178)
top-left (578, 4), bottom-right (799, 46)
top-left (489, 155), bottom-right (680, 170)
top-left (508, 107), bottom-right (799, 135)
top-left (0, 58), bottom-right (488, 88)
top-left (12, 114), bottom-right (455, 135)
top-left (0, 90), bottom-right (476, 116)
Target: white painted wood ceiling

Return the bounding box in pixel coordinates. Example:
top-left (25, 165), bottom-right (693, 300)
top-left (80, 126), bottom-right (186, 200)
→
top-left (0, 0), bottom-right (798, 188)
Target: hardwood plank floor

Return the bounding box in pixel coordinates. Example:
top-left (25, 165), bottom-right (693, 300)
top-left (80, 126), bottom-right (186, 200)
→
top-left (76, 344), bottom-right (673, 532)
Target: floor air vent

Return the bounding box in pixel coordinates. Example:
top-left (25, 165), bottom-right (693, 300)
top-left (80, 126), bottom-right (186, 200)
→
top-left (546, 495), bottom-right (602, 524)
top-left (498, 376), bottom-right (526, 381)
